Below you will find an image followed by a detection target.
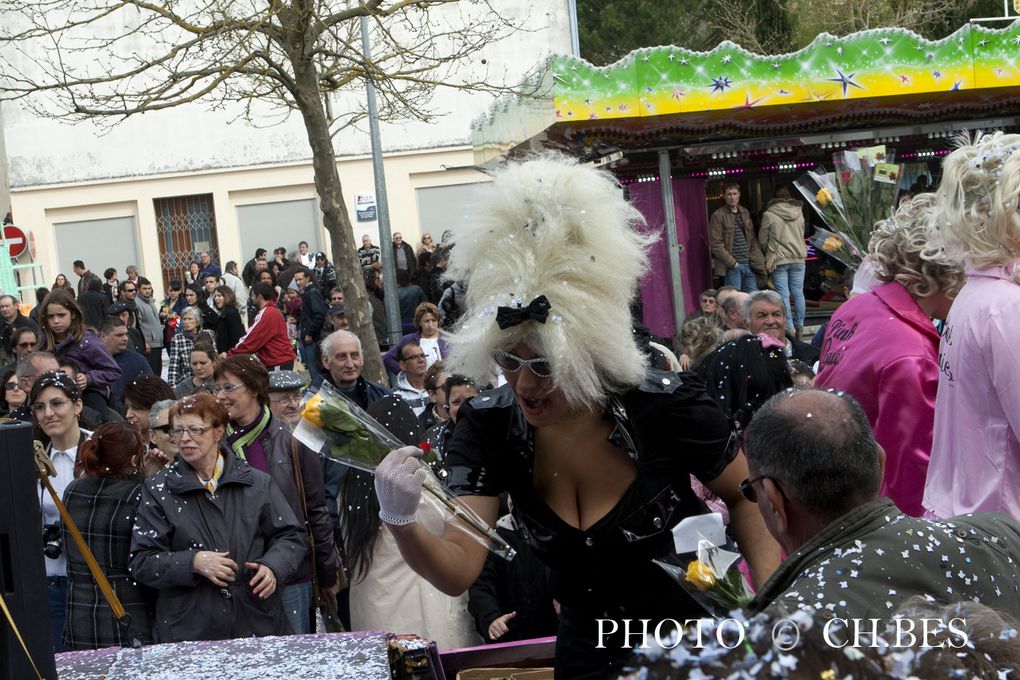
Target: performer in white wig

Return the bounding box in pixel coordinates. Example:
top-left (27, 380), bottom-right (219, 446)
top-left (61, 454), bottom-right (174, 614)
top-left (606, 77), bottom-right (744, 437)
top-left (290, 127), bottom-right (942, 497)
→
top-left (442, 152), bottom-right (651, 409)
top-left (373, 153), bottom-right (780, 678)
top-left (923, 132), bottom-right (1020, 521)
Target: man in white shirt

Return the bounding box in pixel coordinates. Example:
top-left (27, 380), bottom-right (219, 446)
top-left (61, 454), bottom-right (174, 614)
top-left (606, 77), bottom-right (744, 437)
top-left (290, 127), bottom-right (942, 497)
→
top-left (296, 241), bottom-right (316, 268)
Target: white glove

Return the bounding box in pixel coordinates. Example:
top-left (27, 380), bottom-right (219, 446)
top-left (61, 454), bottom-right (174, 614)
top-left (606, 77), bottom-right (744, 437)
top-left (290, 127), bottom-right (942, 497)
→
top-left (375, 446), bottom-right (428, 526)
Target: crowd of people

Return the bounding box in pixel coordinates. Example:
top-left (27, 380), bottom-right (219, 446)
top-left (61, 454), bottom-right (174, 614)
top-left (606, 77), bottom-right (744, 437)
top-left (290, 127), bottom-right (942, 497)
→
top-left (5, 134), bottom-right (1020, 679)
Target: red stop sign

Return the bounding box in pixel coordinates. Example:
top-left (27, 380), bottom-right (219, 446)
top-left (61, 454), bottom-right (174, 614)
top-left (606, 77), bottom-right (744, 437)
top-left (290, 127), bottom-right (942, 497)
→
top-left (3, 225), bottom-right (27, 258)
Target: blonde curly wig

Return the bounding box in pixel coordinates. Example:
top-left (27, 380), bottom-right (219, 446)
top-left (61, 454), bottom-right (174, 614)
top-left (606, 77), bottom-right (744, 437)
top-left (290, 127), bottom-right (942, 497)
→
top-left (930, 131), bottom-right (1020, 283)
top-left (869, 193), bottom-right (966, 299)
top-left (444, 153), bottom-right (655, 410)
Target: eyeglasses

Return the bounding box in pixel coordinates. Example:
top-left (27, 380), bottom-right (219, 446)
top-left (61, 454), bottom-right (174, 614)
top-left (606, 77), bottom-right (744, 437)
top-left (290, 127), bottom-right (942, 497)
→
top-left (122, 288), bottom-right (136, 293)
top-left (213, 383), bottom-right (243, 395)
top-left (739, 475), bottom-right (789, 504)
top-left (4, 381), bottom-right (19, 391)
top-left (170, 426), bottom-right (212, 440)
top-left (30, 398), bottom-right (71, 414)
top-left (401, 352), bottom-right (427, 362)
top-left (151, 424), bottom-right (172, 434)
top-left (16, 341), bottom-right (35, 349)
top-left (269, 393), bottom-right (302, 405)
top-left (492, 348), bottom-right (552, 378)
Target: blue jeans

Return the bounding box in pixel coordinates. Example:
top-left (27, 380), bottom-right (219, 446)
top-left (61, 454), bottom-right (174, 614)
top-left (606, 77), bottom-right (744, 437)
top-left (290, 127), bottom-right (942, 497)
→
top-left (301, 341), bottom-right (321, 383)
top-left (48, 575), bottom-right (68, 653)
top-left (771, 262), bottom-right (806, 330)
top-left (724, 262), bottom-right (758, 293)
top-left (282, 581), bottom-right (313, 634)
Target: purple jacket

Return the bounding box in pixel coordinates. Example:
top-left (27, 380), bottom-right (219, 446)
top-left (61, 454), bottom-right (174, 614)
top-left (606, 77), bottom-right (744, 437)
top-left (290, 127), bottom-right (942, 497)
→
top-left (815, 282), bottom-right (939, 517)
top-left (382, 331), bottom-right (449, 375)
top-left (924, 261), bottom-right (1020, 520)
top-left (54, 330), bottom-right (122, 395)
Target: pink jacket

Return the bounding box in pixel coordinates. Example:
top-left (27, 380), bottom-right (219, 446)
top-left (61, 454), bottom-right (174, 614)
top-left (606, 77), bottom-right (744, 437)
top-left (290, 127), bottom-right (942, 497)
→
top-left (923, 262), bottom-right (1020, 520)
top-left (815, 282), bottom-right (939, 517)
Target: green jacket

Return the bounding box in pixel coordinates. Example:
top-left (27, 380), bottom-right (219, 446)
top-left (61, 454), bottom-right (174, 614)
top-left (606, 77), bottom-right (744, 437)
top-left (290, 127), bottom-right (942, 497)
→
top-left (749, 498), bottom-right (1020, 619)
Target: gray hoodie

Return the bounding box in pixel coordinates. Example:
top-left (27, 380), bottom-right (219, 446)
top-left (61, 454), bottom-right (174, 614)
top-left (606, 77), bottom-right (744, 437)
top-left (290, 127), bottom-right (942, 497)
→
top-left (136, 293), bottom-right (164, 348)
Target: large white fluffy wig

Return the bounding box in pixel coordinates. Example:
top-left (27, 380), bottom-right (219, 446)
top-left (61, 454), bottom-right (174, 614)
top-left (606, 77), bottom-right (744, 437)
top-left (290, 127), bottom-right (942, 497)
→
top-left (932, 131), bottom-right (1020, 282)
top-left (444, 153), bottom-right (655, 411)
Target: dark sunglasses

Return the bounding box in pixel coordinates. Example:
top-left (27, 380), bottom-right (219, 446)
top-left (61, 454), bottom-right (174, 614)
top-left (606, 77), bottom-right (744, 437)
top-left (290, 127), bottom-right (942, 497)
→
top-left (739, 475), bottom-right (789, 504)
top-left (4, 381), bottom-right (17, 390)
top-left (150, 424), bottom-right (172, 434)
top-left (492, 348), bottom-right (552, 378)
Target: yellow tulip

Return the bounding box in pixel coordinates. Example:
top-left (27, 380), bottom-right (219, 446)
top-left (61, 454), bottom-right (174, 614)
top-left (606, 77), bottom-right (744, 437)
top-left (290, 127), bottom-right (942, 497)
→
top-left (822, 235), bottom-right (844, 253)
top-left (302, 392), bottom-right (325, 428)
top-left (684, 560), bottom-right (717, 592)
top-left (816, 187), bottom-right (832, 206)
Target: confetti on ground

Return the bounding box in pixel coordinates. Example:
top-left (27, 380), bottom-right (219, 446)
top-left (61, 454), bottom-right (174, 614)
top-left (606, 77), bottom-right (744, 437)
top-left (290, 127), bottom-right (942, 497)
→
top-left (57, 631), bottom-right (390, 680)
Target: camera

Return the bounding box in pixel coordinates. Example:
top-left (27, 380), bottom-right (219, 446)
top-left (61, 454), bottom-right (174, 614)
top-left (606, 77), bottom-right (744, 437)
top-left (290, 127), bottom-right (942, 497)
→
top-left (42, 523), bottom-right (63, 560)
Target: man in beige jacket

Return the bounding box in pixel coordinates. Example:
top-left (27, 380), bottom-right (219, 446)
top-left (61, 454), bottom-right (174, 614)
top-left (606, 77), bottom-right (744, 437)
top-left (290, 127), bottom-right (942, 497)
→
top-left (709, 184), bottom-right (765, 293)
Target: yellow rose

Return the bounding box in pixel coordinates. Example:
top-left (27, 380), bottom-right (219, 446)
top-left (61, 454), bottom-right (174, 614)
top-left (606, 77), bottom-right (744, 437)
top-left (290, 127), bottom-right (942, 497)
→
top-left (816, 187), bottom-right (832, 206)
top-left (302, 392), bottom-right (324, 428)
top-left (822, 235), bottom-right (844, 253)
top-left (684, 560), bottom-right (717, 592)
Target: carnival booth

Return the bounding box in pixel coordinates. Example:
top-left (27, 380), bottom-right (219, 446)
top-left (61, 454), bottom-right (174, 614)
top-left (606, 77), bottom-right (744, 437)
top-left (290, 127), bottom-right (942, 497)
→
top-left (473, 20), bottom-right (1020, 339)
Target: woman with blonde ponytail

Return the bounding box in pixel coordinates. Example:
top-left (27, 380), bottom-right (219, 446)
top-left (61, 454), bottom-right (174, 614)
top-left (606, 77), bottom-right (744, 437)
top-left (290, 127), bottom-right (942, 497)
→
top-left (922, 131), bottom-right (1020, 521)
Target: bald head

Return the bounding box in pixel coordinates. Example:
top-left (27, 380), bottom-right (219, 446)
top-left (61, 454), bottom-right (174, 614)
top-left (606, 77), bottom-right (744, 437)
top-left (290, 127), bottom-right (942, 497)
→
top-left (743, 388), bottom-right (882, 524)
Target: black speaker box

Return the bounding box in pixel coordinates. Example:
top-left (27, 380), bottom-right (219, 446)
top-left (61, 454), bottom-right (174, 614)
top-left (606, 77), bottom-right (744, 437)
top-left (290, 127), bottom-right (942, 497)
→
top-left (0, 419), bottom-right (58, 680)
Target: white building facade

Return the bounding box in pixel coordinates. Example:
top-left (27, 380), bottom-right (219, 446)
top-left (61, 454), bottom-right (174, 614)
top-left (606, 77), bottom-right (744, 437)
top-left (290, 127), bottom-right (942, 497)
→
top-left (2, 2), bottom-right (572, 297)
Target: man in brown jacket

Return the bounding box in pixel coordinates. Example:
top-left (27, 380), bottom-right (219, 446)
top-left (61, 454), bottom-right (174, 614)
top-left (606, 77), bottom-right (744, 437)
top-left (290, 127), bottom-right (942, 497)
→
top-left (709, 184), bottom-right (765, 292)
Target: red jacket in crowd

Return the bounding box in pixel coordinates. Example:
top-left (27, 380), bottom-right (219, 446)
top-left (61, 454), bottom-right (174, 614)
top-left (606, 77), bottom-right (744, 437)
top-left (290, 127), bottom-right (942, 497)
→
top-left (229, 304), bottom-right (295, 368)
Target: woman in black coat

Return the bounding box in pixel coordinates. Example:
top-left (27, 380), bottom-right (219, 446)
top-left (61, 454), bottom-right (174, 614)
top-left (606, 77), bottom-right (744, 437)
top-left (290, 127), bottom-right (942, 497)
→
top-left (128, 394), bottom-right (305, 642)
top-left (212, 285), bottom-right (245, 353)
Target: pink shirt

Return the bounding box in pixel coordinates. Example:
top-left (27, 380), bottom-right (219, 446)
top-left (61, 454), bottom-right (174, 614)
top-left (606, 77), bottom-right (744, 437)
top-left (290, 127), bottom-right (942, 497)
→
top-left (815, 281), bottom-right (939, 517)
top-left (923, 262), bottom-right (1020, 520)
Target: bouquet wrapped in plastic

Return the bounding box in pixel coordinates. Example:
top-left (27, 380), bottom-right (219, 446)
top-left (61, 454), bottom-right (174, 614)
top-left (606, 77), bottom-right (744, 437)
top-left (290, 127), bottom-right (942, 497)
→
top-left (795, 145), bottom-right (903, 270)
top-left (293, 381), bottom-right (517, 561)
top-left (653, 513), bottom-right (754, 617)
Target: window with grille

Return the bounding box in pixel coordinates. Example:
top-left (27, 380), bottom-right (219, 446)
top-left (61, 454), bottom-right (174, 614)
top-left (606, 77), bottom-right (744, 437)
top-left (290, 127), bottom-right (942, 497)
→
top-left (153, 194), bottom-right (220, 289)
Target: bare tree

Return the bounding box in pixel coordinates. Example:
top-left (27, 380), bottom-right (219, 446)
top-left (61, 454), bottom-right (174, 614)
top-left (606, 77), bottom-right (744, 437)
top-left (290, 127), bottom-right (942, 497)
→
top-left (0, 0), bottom-right (524, 380)
top-left (791, 0), bottom-right (989, 42)
top-left (705, 0), bottom-right (793, 54)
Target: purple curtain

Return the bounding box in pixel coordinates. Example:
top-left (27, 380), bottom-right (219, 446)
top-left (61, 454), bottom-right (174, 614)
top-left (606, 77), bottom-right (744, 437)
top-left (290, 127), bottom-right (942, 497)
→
top-left (630, 178), bottom-right (712, 339)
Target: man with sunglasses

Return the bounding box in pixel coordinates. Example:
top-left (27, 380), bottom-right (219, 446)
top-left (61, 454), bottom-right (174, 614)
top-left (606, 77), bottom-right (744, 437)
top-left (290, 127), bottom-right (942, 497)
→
top-left (744, 387), bottom-right (1020, 621)
top-left (0, 294), bottom-right (39, 365)
top-left (147, 399), bottom-right (178, 462)
top-left (393, 343), bottom-right (430, 417)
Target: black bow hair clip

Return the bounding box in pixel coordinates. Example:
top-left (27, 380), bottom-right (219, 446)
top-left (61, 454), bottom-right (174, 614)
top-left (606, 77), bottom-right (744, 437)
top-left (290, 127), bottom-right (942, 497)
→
top-left (495, 295), bottom-right (551, 330)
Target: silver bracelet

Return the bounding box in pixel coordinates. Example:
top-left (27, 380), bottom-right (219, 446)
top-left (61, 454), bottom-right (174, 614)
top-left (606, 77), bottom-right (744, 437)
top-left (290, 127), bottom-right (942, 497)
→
top-left (378, 510), bottom-right (417, 527)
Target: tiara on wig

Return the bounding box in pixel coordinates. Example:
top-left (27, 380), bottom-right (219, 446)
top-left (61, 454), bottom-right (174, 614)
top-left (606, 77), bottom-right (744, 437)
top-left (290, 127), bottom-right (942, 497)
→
top-left (444, 153), bottom-right (655, 409)
top-left (933, 131), bottom-right (1020, 279)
